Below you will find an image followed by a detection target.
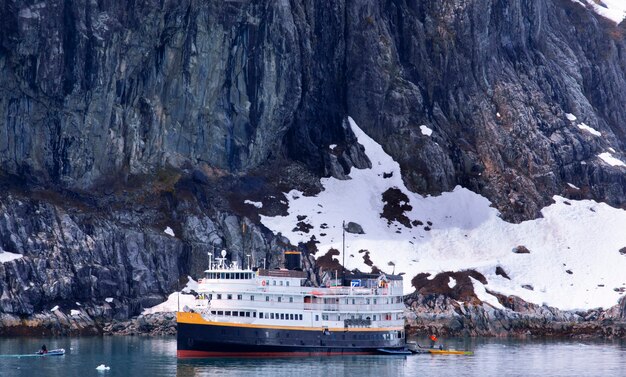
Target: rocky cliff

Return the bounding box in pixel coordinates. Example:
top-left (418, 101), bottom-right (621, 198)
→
top-left (0, 0), bottom-right (625, 332)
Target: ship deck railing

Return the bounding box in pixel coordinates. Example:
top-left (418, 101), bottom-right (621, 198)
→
top-left (195, 299), bottom-right (405, 313)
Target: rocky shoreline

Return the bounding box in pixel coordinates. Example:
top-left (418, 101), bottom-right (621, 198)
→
top-left (405, 293), bottom-right (626, 339)
top-left (3, 293), bottom-right (626, 339)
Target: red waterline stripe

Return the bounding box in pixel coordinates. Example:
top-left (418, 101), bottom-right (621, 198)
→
top-left (177, 350), bottom-right (378, 358)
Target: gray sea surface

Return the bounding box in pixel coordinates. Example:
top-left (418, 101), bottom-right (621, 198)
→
top-left (0, 336), bottom-right (624, 377)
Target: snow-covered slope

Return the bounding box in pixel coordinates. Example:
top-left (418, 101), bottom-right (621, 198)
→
top-left (143, 277), bottom-right (198, 314)
top-left (260, 117), bottom-right (626, 311)
top-left (573, 0), bottom-right (626, 24)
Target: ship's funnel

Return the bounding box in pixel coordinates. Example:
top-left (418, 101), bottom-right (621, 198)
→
top-left (285, 251), bottom-right (302, 270)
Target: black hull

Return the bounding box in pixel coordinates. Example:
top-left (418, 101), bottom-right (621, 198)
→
top-left (177, 317), bottom-right (405, 357)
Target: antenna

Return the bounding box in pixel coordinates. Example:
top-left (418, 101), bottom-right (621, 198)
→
top-left (207, 252), bottom-right (213, 270)
top-left (216, 249), bottom-right (227, 269)
top-left (246, 254), bottom-right (251, 270)
top-left (342, 221), bottom-right (346, 285)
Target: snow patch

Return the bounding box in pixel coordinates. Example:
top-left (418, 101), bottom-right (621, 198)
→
top-left (598, 152), bottom-right (626, 167)
top-left (572, 0), bottom-right (626, 24)
top-left (329, 144), bottom-right (337, 150)
top-left (577, 123), bottom-right (601, 137)
top-left (448, 277), bottom-right (457, 288)
top-left (143, 277), bottom-right (198, 314)
top-left (259, 116), bottom-right (626, 311)
top-left (50, 306), bottom-right (59, 312)
top-left (244, 200), bottom-right (263, 209)
top-left (164, 226), bottom-right (175, 237)
top-left (567, 183), bottom-right (580, 190)
top-left (105, 298), bottom-right (114, 303)
top-left (420, 125), bottom-right (433, 137)
top-left (0, 251), bottom-right (23, 263)
top-left (71, 310), bottom-right (81, 316)
top-left (471, 277), bottom-right (504, 310)
top-left (182, 276), bottom-right (198, 293)
top-left (566, 113), bottom-right (577, 121)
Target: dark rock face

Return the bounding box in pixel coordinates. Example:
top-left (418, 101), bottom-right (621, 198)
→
top-left (344, 0), bottom-right (626, 221)
top-left (1, 1), bottom-right (624, 220)
top-left (411, 270), bottom-right (487, 303)
top-left (0, 183), bottom-right (295, 329)
top-left (0, 0), bottom-right (626, 331)
top-left (0, 0), bottom-right (368, 188)
top-left (0, 195), bottom-right (181, 316)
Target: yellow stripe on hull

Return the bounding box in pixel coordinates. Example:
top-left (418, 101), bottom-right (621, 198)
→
top-left (176, 312), bottom-right (403, 332)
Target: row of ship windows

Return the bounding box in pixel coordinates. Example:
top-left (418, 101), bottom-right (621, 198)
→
top-left (221, 329), bottom-right (404, 340)
top-left (209, 310), bottom-right (399, 322)
top-left (206, 273), bottom-right (255, 280)
top-left (319, 297), bottom-right (403, 305)
top-left (205, 294), bottom-right (295, 302)
top-left (204, 273), bottom-right (296, 287)
top-left (203, 294), bottom-right (402, 305)
top-left (261, 279), bottom-right (291, 286)
top-left (317, 314), bottom-right (401, 321)
top-left (211, 310), bottom-right (303, 321)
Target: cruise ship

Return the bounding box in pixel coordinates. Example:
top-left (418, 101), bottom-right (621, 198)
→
top-left (177, 251), bottom-right (406, 357)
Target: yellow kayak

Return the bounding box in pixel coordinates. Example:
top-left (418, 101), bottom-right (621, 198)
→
top-left (407, 344), bottom-right (474, 356)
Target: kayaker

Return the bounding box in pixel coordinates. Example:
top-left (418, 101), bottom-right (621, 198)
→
top-left (40, 345), bottom-right (48, 354)
top-left (429, 335), bottom-right (438, 348)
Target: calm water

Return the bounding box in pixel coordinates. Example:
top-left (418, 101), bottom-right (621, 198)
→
top-left (0, 336), bottom-right (625, 377)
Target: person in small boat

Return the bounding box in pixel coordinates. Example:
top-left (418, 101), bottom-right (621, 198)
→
top-left (39, 345), bottom-right (48, 354)
top-left (429, 335), bottom-right (438, 348)
top-left (429, 335), bottom-right (445, 350)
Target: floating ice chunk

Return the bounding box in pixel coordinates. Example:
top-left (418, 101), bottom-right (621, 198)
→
top-left (96, 364), bottom-right (111, 371)
top-left (420, 125), bottom-right (433, 136)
